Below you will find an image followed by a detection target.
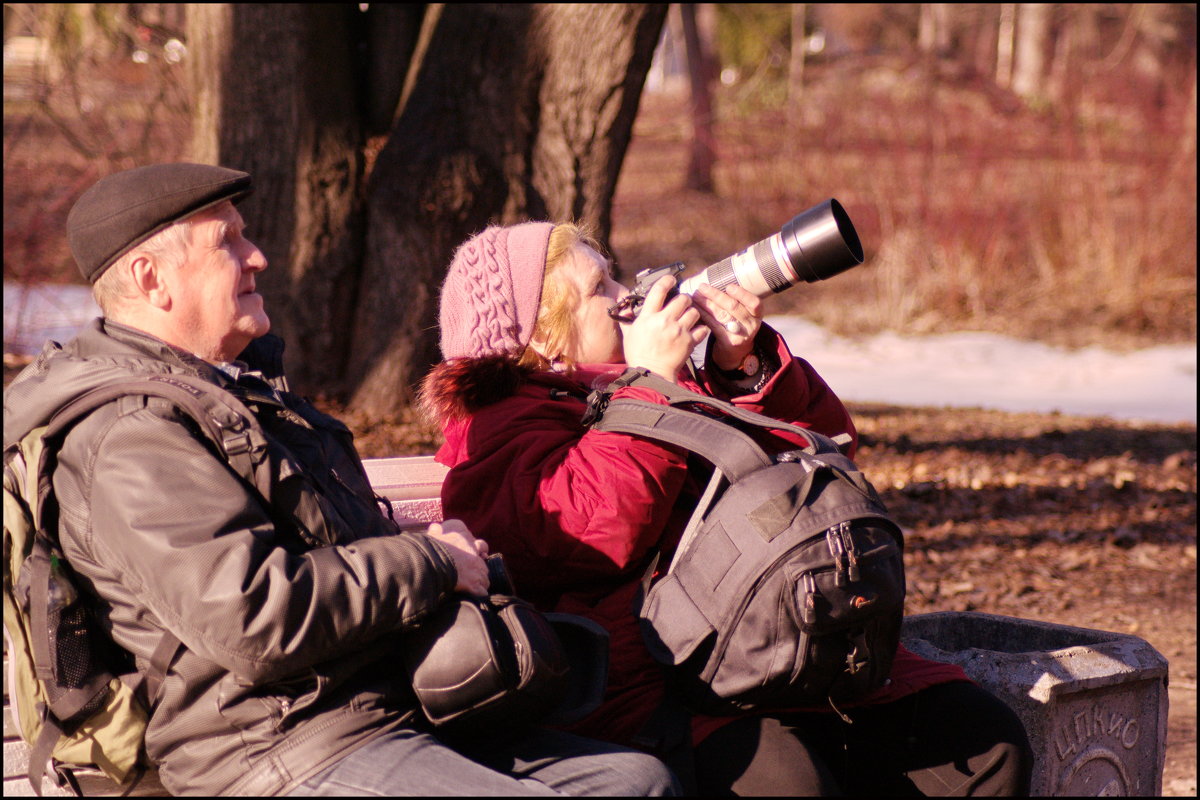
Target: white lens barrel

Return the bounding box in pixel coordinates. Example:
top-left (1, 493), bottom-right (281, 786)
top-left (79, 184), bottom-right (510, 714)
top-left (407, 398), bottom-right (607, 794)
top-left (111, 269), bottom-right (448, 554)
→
top-left (677, 232), bottom-right (799, 299)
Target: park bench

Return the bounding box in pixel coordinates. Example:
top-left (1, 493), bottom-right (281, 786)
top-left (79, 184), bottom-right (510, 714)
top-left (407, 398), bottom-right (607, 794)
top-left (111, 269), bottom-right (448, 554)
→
top-left (5, 455), bottom-right (1168, 796)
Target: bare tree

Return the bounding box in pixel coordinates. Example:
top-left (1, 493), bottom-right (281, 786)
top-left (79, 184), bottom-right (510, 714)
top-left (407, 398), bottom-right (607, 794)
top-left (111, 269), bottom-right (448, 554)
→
top-left (188, 4), bottom-right (366, 392)
top-left (1011, 3), bottom-right (1051, 101)
top-left (996, 3), bottom-right (1016, 89)
top-left (788, 3), bottom-right (807, 121)
top-left (679, 3), bottom-right (716, 192)
top-left (187, 3), bottom-right (667, 416)
top-left (918, 3), bottom-right (950, 57)
top-left (3, 4), bottom-right (192, 285)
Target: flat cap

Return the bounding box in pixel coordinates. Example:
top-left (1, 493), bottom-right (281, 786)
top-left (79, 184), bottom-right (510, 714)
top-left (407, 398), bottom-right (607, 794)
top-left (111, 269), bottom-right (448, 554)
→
top-left (67, 163), bottom-right (253, 283)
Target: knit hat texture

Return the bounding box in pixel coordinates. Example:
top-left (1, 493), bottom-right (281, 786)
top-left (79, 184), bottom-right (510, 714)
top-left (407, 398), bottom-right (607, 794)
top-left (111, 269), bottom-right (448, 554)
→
top-left (67, 163), bottom-right (253, 283)
top-left (439, 222), bottom-right (553, 360)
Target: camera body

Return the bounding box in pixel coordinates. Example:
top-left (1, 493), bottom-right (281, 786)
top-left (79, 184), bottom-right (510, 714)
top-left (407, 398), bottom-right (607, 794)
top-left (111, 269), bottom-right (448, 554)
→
top-left (608, 198), bottom-right (864, 322)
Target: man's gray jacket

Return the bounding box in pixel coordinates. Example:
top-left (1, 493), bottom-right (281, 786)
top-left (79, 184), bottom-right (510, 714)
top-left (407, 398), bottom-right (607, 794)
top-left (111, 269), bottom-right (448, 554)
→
top-left (3, 319), bottom-right (461, 796)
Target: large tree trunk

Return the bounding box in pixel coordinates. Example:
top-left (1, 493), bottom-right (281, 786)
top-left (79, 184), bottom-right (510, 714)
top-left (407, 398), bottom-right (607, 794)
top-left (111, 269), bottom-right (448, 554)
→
top-left (918, 3), bottom-right (951, 56)
top-left (346, 3), bottom-right (666, 416)
top-left (189, 3), bottom-right (665, 416)
top-left (187, 4), bottom-right (366, 392)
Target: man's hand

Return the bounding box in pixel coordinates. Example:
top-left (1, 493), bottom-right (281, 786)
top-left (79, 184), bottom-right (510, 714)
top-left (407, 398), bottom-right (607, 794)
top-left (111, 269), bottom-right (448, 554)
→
top-left (424, 519), bottom-right (490, 596)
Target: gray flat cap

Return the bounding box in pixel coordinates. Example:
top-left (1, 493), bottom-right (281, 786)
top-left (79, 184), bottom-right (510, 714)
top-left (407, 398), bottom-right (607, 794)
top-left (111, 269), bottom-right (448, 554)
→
top-left (67, 163), bottom-right (253, 283)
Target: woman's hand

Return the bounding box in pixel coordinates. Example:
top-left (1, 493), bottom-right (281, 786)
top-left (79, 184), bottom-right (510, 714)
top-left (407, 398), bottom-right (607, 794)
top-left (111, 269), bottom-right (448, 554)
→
top-left (424, 519), bottom-right (490, 596)
top-left (689, 283), bottom-right (764, 370)
top-left (620, 275), bottom-right (708, 382)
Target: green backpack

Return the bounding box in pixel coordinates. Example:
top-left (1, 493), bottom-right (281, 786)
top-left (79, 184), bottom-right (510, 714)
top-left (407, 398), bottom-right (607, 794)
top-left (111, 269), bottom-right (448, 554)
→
top-left (3, 374), bottom-right (271, 795)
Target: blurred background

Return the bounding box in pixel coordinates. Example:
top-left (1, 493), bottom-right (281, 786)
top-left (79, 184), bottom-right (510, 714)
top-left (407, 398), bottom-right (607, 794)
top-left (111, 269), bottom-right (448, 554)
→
top-left (617, 4), bottom-right (1196, 351)
top-left (4, 3), bottom-right (1197, 412)
top-left (5, 10), bottom-right (1195, 793)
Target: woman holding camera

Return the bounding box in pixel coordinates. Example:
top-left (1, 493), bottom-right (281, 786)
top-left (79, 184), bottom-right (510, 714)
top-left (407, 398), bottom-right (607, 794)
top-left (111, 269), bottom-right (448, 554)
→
top-left (420, 221), bottom-right (1031, 796)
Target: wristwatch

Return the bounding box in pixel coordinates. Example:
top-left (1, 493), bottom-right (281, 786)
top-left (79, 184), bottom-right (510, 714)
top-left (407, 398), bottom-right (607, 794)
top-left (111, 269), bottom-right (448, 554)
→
top-left (715, 349), bottom-right (762, 380)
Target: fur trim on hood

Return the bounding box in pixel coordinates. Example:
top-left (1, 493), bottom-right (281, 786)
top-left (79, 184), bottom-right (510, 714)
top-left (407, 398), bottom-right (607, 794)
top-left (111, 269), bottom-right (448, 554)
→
top-left (419, 355), bottom-right (535, 424)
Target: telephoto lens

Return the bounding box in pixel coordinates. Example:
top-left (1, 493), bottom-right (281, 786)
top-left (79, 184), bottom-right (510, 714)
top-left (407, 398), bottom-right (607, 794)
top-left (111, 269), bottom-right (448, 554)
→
top-left (607, 198), bottom-right (865, 323)
top-left (676, 198), bottom-right (864, 298)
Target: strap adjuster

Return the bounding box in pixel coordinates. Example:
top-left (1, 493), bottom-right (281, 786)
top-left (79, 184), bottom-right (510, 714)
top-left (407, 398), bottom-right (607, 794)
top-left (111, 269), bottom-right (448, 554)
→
top-left (222, 427), bottom-right (267, 460)
top-left (581, 367), bottom-right (652, 426)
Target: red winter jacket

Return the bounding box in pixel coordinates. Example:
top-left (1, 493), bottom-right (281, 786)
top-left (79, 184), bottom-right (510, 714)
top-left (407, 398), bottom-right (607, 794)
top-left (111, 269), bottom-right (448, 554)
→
top-left (425, 326), bottom-right (968, 749)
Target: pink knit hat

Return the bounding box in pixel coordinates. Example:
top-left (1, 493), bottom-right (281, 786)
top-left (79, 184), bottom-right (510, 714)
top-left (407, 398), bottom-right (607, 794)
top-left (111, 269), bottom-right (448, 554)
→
top-left (439, 222), bottom-right (554, 359)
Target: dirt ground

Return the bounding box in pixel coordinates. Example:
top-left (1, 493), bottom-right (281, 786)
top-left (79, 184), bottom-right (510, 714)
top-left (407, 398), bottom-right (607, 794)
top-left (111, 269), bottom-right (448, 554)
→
top-left (850, 403), bottom-right (1196, 796)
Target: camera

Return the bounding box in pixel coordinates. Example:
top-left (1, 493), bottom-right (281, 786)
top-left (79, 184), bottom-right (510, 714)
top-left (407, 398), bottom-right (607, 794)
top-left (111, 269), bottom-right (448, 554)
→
top-left (486, 553), bottom-right (515, 596)
top-left (608, 198), bottom-right (864, 322)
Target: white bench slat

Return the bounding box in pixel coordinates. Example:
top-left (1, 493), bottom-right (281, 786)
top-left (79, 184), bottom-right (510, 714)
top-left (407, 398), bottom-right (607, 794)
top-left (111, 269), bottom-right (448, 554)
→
top-left (362, 455), bottom-right (448, 501)
top-left (363, 456), bottom-right (447, 527)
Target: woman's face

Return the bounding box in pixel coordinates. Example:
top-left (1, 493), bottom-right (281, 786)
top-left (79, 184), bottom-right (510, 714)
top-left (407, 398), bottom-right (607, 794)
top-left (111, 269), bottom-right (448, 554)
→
top-left (552, 243), bottom-right (629, 365)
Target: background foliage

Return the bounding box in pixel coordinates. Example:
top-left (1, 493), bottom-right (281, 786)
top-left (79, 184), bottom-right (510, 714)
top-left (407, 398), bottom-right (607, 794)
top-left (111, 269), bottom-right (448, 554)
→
top-left (4, 3), bottom-right (1196, 360)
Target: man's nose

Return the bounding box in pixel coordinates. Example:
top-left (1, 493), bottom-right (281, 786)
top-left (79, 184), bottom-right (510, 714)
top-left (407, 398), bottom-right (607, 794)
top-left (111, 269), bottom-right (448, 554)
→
top-left (243, 242), bottom-right (268, 272)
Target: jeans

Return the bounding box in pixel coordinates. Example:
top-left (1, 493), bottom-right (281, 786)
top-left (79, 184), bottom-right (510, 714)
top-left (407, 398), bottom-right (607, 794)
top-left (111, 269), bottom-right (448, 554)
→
top-left (286, 725), bottom-right (681, 797)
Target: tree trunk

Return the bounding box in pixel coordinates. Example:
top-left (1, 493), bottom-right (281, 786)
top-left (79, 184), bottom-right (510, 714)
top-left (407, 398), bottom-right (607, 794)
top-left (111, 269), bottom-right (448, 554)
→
top-left (1012, 3), bottom-right (1050, 101)
top-left (1046, 5), bottom-right (1073, 104)
top-left (679, 3), bottom-right (715, 192)
top-left (788, 3), bottom-right (807, 121)
top-left (187, 4), bottom-right (366, 393)
top-left (996, 3), bottom-right (1016, 88)
top-left (530, 4), bottom-right (668, 234)
top-left (345, 3), bottom-right (667, 416)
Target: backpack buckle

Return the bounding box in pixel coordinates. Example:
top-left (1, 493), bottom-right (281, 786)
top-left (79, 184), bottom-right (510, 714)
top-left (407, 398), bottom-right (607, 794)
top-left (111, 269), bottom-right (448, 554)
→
top-left (582, 367), bottom-right (654, 426)
top-left (581, 390), bottom-right (610, 426)
top-left (222, 424), bottom-right (268, 461)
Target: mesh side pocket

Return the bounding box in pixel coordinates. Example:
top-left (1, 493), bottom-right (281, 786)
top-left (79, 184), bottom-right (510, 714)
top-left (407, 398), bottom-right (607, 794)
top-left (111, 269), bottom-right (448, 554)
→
top-left (49, 603), bottom-right (103, 692)
top-left (21, 538), bottom-right (114, 724)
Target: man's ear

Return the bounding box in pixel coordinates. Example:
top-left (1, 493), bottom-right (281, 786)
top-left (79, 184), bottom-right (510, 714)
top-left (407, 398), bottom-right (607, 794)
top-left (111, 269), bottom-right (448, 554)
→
top-left (129, 253), bottom-right (171, 310)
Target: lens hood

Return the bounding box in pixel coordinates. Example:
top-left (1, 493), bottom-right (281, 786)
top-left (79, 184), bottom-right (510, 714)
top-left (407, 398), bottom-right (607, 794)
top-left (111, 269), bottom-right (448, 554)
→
top-left (781, 199), bottom-right (864, 283)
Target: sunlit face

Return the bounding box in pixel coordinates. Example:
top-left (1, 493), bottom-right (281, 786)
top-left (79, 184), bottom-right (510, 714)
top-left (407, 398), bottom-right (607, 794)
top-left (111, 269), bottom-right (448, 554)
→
top-left (164, 202), bottom-right (269, 362)
top-left (554, 243), bottom-right (629, 365)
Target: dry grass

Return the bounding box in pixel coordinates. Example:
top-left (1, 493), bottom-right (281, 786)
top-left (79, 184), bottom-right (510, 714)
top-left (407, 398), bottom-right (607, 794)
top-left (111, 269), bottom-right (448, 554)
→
top-left (612, 59), bottom-right (1197, 352)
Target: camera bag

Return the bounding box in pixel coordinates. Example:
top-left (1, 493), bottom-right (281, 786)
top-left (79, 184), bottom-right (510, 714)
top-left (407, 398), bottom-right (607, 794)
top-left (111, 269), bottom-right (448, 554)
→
top-left (402, 591), bottom-right (610, 738)
top-left (584, 367), bottom-right (905, 715)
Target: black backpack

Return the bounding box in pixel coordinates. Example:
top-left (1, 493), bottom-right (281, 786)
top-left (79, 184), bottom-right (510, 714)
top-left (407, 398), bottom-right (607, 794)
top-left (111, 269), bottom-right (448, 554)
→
top-left (584, 367), bottom-right (905, 716)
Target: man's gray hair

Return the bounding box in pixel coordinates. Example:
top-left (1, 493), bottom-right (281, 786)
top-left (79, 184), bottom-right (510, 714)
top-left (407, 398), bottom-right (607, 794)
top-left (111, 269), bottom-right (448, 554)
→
top-left (92, 218), bottom-right (193, 317)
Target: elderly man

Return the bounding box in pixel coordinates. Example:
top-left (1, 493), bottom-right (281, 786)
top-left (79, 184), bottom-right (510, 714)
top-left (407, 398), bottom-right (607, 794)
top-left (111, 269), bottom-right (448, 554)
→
top-left (3, 164), bottom-right (679, 797)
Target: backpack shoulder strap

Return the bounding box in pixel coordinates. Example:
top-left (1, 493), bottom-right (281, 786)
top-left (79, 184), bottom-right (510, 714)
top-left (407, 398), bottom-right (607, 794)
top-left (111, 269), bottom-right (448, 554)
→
top-left (30, 373), bottom-right (274, 677)
top-left (39, 373), bottom-right (272, 513)
top-left (593, 397), bottom-right (770, 481)
top-left (587, 368), bottom-right (845, 481)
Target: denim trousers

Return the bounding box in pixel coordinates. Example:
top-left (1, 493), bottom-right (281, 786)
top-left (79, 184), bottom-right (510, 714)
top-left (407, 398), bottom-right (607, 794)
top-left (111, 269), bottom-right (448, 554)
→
top-left (286, 725), bottom-right (681, 797)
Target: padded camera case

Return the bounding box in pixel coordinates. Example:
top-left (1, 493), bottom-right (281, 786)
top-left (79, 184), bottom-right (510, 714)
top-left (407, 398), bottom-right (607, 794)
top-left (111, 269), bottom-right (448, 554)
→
top-left (403, 591), bottom-right (608, 737)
